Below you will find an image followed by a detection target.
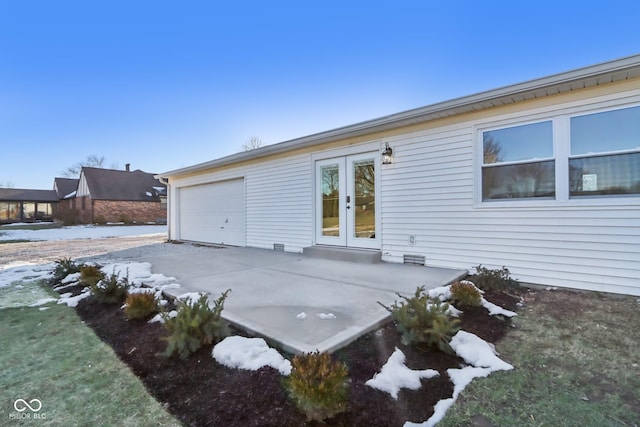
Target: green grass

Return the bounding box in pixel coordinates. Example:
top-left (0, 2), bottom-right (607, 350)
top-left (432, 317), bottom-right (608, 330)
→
top-left (0, 282), bottom-right (181, 426)
top-left (441, 290), bottom-right (640, 426)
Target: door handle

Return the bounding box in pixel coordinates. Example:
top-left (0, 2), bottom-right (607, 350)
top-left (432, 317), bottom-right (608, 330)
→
top-left (346, 195), bottom-right (351, 209)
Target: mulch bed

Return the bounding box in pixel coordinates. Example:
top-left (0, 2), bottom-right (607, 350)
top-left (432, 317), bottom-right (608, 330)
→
top-left (65, 283), bottom-right (519, 426)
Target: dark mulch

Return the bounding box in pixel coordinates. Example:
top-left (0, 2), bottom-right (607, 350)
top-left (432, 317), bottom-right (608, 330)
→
top-left (67, 284), bottom-right (519, 427)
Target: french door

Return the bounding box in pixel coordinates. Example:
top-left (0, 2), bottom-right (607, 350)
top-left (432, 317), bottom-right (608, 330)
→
top-left (315, 152), bottom-right (379, 249)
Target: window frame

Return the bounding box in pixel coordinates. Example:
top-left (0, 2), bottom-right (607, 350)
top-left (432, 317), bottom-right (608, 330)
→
top-left (474, 98), bottom-right (640, 208)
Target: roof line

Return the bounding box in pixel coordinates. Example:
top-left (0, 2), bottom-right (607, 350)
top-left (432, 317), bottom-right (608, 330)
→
top-left (158, 53), bottom-right (640, 178)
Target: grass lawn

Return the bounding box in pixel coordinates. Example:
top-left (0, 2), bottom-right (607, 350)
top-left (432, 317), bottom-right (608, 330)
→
top-left (441, 289), bottom-right (640, 426)
top-left (0, 281), bottom-right (181, 426)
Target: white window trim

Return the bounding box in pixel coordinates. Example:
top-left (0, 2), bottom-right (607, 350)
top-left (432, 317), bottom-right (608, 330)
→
top-left (474, 97), bottom-right (640, 208)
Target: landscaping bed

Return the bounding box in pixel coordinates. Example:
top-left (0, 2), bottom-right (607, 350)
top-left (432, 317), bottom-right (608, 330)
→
top-left (63, 282), bottom-right (519, 426)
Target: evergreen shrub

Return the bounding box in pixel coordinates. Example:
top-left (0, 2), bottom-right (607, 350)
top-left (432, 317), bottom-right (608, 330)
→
top-left (161, 290), bottom-right (231, 359)
top-left (285, 351), bottom-right (349, 422)
top-left (380, 286), bottom-right (460, 353)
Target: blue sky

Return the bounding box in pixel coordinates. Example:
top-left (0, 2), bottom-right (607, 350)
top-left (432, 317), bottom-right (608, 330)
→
top-left (2, 0), bottom-right (639, 189)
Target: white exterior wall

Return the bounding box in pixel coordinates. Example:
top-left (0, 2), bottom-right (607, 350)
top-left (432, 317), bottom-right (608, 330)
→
top-left (168, 152), bottom-right (313, 253)
top-left (166, 84), bottom-right (639, 296)
top-left (76, 173), bottom-right (90, 197)
top-left (380, 91), bottom-right (640, 296)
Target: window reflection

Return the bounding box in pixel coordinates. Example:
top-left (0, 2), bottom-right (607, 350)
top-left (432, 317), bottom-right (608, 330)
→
top-left (570, 152), bottom-right (640, 196)
top-left (483, 161), bottom-right (555, 200)
top-left (353, 159), bottom-right (375, 238)
top-left (571, 106), bottom-right (640, 155)
top-left (483, 121), bottom-right (553, 164)
top-left (321, 164), bottom-right (340, 236)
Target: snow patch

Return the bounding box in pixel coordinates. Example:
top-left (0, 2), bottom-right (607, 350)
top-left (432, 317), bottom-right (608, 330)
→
top-left (366, 348), bottom-right (439, 399)
top-left (408, 331), bottom-right (513, 426)
top-left (481, 298), bottom-right (517, 317)
top-left (28, 298), bottom-right (58, 307)
top-left (213, 336), bottom-right (292, 375)
top-left (57, 289), bottom-right (92, 307)
top-left (450, 330), bottom-right (513, 371)
top-left (0, 224), bottom-right (166, 242)
top-left (296, 312), bottom-right (307, 319)
top-left (148, 310), bottom-right (177, 324)
top-left (316, 312), bottom-right (336, 319)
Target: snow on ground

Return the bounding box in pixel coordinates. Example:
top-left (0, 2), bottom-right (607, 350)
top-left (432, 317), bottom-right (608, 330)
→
top-left (213, 336), bottom-right (292, 375)
top-left (0, 262), bottom-right (53, 288)
top-left (404, 330), bottom-right (514, 427)
top-left (366, 348), bottom-right (439, 399)
top-left (0, 224), bottom-right (166, 242)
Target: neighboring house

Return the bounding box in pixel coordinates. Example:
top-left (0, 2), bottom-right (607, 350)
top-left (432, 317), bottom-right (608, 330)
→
top-left (158, 55), bottom-right (640, 296)
top-left (53, 177), bottom-right (79, 224)
top-left (0, 188), bottom-right (58, 224)
top-left (71, 166), bottom-right (167, 224)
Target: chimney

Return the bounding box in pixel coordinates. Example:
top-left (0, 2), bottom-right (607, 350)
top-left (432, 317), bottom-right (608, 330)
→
top-left (125, 163), bottom-right (130, 172)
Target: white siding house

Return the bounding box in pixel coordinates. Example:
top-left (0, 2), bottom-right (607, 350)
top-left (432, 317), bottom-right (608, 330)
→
top-left (159, 55), bottom-right (640, 296)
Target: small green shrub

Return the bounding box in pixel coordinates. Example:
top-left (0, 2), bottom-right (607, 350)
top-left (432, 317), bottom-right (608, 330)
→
top-left (124, 292), bottom-right (159, 320)
top-left (472, 265), bottom-right (519, 291)
top-left (161, 290), bottom-right (231, 359)
top-left (79, 265), bottom-right (105, 288)
top-left (118, 215), bottom-right (131, 224)
top-left (285, 351), bottom-right (349, 422)
top-left (94, 215), bottom-right (107, 225)
top-left (450, 280), bottom-right (482, 307)
top-left (51, 257), bottom-right (83, 283)
top-left (90, 271), bottom-right (129, 304)
top-left (380, 286), bottom-right (460, 354)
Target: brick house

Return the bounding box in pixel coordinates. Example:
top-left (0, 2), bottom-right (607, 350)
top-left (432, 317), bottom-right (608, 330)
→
top-left (68, 166), bottom-right (167, 224)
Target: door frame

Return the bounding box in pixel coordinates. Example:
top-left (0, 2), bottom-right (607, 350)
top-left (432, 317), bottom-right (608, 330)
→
top-left (314, 150), bottom-right (381, 249)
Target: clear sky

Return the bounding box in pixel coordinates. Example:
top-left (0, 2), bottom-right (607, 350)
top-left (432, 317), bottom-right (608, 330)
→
top-left (2, 0), bottom-right (639, 189)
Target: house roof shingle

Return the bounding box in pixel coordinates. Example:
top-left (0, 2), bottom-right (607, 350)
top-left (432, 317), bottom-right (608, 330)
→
top-left (0, 188), bottom-right (59, 202)
top-left (81, 167), bottom-right (166, 201)
top-left (53, 177), bottom-right (79, 199)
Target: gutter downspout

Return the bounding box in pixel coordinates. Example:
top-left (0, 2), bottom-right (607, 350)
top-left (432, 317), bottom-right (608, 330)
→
top-left (157, 177), bottom-right (171, 241)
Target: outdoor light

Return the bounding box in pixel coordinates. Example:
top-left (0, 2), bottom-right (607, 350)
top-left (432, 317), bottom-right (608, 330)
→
top-left (382, 142), bottom-right (393, 164)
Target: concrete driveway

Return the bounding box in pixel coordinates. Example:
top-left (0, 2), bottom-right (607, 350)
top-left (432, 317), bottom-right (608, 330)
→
top-left (141, 245), bottom-right (466, 354)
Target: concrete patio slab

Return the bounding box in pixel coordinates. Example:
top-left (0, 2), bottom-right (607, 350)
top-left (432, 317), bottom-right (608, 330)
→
top-left (137, 245), bottom-right (467, 354)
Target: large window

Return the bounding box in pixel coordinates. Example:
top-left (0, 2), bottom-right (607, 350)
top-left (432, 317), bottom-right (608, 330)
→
top-left (569, 106), bottom-right (640, 196)
top-left (482, 121), bottom-right (555, 200)
top-left (0, 202), bottom-right (21, 221)
top-left (479, 103), bottom-right (640, 203)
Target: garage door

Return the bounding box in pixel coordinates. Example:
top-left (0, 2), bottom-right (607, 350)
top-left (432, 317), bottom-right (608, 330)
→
top-left (178, 178), bottom-right (245, 246)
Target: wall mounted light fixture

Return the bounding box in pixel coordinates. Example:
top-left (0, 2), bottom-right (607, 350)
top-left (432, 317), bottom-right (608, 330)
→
top-left (382, 142), bottom-right (393, 165)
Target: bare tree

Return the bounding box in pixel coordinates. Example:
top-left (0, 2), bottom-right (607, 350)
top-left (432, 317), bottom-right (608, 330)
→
top-left (242, 136), bottom-right (264, 151)
top-left (0, 180), bottom-right (14, 188)
top-left (60, 155), bottom-right (119, 178)
top-left (482, 136), bottom-right (503, 164)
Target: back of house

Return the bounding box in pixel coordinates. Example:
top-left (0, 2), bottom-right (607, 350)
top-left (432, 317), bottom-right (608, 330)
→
top-left (158, 55), bottom-right (640, 296)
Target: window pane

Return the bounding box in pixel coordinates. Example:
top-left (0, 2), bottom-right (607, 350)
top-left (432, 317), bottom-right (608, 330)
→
top-left (353, 159), bottom-right (375, 238)
top-left (483, 121), bottom-right (553, 164)
top-left (483, 160), bottom-right (555, 200)
top-left (0, 202), bottom-right (8, 220)
top-left (24, 202), bottom-right (35, 219)
top-left (569, 152), bottom-right (640, 196)
top-left (571, 106), bottom-right (640, 155)
top-left (321, 164), bottom-right (340, 236)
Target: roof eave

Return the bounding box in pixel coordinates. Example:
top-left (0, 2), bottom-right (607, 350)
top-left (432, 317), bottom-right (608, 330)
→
top-left (158, 53), bottom-right (640, 179)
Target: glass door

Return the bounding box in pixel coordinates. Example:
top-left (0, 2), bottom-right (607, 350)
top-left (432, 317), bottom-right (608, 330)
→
top-left (315, 152), bottom-right (379, 249)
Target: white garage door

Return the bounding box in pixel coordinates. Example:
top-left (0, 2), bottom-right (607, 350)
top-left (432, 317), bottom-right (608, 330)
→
top-left (178, 178), bottom-right (245, 246)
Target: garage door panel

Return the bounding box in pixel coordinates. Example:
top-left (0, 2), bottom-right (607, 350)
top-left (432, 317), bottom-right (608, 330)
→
top-left (178, 179), bottom-right (245, 246)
